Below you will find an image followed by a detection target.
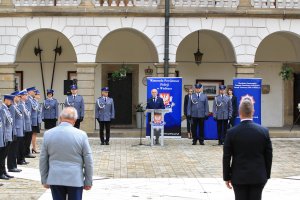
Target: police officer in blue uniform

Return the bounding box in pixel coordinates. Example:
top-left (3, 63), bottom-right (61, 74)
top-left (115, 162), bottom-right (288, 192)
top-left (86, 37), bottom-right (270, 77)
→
top-left (95, 87), bottom-right (115, 145)
top-left (17, 89), bottom-right (31, 165)
top-left (42, 89), bottom-right (59, 129)
top-left (0, 100), bottom-right (5, 180)
top-left (0, 94), bottom-right (15, 179)
top-left (7, 91), bottom-right (23, 173)
top-left (31, 89), bottom-right (42, 154)
top-left (187, 84), bottom-right (209, 145)
top-left (65, 85), bottom-right (85, 129)
top-left (24, 87), bottom-right (37, 158)
top-left (213, 85), bottom-right (232, 145)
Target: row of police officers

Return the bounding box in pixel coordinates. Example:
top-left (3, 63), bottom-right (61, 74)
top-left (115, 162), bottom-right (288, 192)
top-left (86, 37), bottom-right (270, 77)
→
top-left (185, 83), bottom-right (237, 145)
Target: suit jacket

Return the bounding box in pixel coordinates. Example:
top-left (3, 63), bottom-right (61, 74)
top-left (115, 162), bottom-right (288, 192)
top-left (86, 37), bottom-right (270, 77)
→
top-left (213, 94), bottom-right (232, 120)
top-left (42, 98), bottom-right (59, 120)
top-left (0, 104), bottom-right (13, 143)
top-left (26, 96), bottom-right (39, 126)
top-left (65, 95), bottom-right (85, 119)
top-left (187, 93), bottom-right (209, 118)
top-left (20, 101), bottom-right (32, 132)
top-left (223, 120), bottom-right (273, 185)
top-left (230, 95), bottom-right (238, 118)
top-left (184, 94), bottom-right (191, 116)
top-left (0, 114), bottom-right (4, 147)
top-left (95, 97), bottom-right (115, 121)
top-left (146, 97), bottom-right (165, 109)
top-left (39, 122), bottom-right (93, 187)
top-left (10, 103), bottom-right (24, 138)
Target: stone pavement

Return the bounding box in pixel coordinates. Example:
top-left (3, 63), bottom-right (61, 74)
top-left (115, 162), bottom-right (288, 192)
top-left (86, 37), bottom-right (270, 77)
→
top-left (0, 138), bottom-right (300, 199)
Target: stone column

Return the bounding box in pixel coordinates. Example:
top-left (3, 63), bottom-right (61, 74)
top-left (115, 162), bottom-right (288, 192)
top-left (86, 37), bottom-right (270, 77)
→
top-left (0, 63), bottom-right (17, 96)
top-left (154, 62), bottom-right (178, 77)
top-left (75, 63), bottom-right (98, 134)
top-left (234, 63), bottom-right (257, 78)
top-left (0, 0), bottom-right (14, 7)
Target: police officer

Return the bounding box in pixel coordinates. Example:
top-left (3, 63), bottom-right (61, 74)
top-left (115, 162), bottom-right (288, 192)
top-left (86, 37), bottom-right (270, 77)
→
top-left (0, 100), bottom-right (4, 181)
top-left (24, 87), bottom-right (37, 158)
top-left (7, 91), bottom-right (23, 173)
top-left (42, 89), bottom-right (59, 129)
top-left (187, 84), bottom-right (209, 145)
top-left (31, 89), bottom-right (42, 154)
top-left (17, 89), bottom-right (30, 165)
top-left (0, 94), bottom-right (15, 179)
top-left (95, 87), bottom-right (115, 145)
top-left (65, 85), bottom-right (84, 129)
top-left (213, 85), bottom-right (232, 145)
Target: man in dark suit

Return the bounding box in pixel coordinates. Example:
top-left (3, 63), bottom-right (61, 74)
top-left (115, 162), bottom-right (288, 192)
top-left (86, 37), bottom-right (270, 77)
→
top-left (184, 88), bottom-right (193, 139)
top-left (223, 99), bottom-right (273, 200)
top-left (146, 89), bottom-right (165, 144)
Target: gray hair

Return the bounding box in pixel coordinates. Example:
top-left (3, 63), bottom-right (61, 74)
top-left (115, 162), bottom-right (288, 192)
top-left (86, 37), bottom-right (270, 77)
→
top-left (60, 107), bottom-right (78, 120)
top-left (239, 99), bottom-right (254, 118)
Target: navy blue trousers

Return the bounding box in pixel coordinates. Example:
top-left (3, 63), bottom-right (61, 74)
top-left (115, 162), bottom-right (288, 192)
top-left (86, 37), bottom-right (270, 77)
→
top-left (50, 185), bottom-right (83, 200)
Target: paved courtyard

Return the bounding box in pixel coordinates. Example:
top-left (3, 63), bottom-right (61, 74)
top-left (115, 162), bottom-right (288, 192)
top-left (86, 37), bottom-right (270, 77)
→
top-left (0, 138), bottom-right (300, 199)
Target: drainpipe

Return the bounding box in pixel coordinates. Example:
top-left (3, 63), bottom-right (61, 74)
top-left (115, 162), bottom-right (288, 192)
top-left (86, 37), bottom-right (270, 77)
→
top-left (164, 0), bottom-right (170, 77)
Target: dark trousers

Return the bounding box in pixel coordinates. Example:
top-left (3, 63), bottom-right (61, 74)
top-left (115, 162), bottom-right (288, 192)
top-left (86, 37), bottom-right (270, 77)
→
top-left (50, 185), bottom-right (83, 200)
top-left (7, 138), bottom-right (19, 170)
top-left (228, 117), bottom-right (236, 129)
top-left (44, 119), bottom-right (57, 129)
top-left (17, 137), bottom-right (25, 163)
top-left (191, 117), bottom-right (205, 143)
top-left (232, 184), bottom-right (265, 200)
top-left (217, 119), bottom-right (228, 144)
top-left (99, 121), bottom-right (111, 143)
top-left (24, 131), bottom-right (33, 156)
top-left (186, 115), bottom-right (191, 133)
top-left (0, 142), bottom-right (11, 175)
top-left (74, 119), bottom-right (81, 129)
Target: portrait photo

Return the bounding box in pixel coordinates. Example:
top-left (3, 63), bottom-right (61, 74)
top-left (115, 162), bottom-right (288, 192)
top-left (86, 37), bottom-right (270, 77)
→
top-left (196, 79), bottom-right (224, 100)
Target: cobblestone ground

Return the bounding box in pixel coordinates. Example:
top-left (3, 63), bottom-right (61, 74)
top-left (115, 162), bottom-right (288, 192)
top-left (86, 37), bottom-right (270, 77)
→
top-left (0, 138), bottom-right (299, 199)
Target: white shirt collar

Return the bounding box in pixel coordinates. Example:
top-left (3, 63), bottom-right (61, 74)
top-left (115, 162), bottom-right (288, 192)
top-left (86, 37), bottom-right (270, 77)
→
top-left (241, 118), bottom-right (253, 122)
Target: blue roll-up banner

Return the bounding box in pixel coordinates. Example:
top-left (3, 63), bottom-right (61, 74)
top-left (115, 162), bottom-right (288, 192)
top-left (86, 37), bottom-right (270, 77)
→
top-left (233, 78), bottom-right (262, 125)
top-left (146, 77), bottom-right (182, 137)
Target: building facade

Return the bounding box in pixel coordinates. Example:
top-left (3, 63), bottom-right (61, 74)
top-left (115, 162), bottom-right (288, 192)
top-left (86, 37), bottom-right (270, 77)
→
top-left (0, 0), bottom-right (299, 133)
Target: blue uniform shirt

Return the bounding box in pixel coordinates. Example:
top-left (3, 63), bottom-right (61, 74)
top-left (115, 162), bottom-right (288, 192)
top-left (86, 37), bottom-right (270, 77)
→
top-left (0, 103), bottom-right (13, 143)
top-left (10, 103), bottom-right (24, 138)
top-left (95, 97), bottom-right (115, 122)
top-left (65, 95), bottom-right (85, 119)
top-left (42, 98), bottom-right (59, 120)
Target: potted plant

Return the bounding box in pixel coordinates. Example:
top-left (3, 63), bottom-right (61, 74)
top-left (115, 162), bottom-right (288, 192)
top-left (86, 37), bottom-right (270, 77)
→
top-left (135, 103), bottom-right (145, 128)
top-left (279, 64), bottom-right (293, 81)
top-left (111, 65), bottom-right (131, 81)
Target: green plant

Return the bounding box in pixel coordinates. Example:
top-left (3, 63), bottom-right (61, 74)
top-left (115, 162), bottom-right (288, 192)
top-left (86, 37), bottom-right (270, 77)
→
top-left (279, 64), bottom-right (293, 81)
top-left (111, 65), bottom-right (131, 81)
top-left (135, 103), bottom-right (145, 112)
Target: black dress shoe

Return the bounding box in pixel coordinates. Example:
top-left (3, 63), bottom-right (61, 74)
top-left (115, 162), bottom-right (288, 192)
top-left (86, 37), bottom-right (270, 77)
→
top-left (8, 168), bottom-right (22, 173)
top-left (192, 142), bottom-right (196, 145)
top-left (101, 142), bottom-right (105, 145)
top-left (0, 174), bottom-right (9, 180)
top-left (4, 173), bottom-right (14, 178)
top-left (25, 154), bottom-right (36, 158)
top-left (105, 142), bottom-right (109, 145)
top-left (17, 161), bottom-right (29, 165)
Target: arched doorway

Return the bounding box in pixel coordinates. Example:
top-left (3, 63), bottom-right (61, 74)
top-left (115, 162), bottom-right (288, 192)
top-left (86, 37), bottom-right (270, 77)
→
top-left (95, 28), bottom-right (158, 127)
top-left (15, 29), bottom-right (77, 103)
top-left (176, 30), bottom-right (236, 126)
top-left (255, 31), bottom-right (300, 127)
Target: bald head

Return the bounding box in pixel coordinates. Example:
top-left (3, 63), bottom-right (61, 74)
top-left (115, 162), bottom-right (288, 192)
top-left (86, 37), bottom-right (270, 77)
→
top-left (60, 107), bottom-right (78, 125)
top-left (151, 89), bottom-right (158, 98)
top-left (239, 99), bottom-right (254, 119)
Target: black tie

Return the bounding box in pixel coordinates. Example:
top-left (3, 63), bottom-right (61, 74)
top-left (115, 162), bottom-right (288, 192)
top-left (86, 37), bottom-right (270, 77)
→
top-left (105, 97), bottom-right (106, 102)
top-left (73, 95), bottom-right (75, 100)
top-left (197, 94), bottom-right (199, 99)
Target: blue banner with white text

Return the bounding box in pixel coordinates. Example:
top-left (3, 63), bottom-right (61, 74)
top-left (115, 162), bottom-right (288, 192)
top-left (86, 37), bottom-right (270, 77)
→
top-left (233, 78), bottom-right (262, 125)
top-left (146, 77), bottom-right (182, 137)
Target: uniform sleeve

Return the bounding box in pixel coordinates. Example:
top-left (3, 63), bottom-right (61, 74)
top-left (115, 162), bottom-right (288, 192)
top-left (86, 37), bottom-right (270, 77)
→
top-left (81, 97), bottom-right (85, 118)
top-left (205, 95), bottom-right (209, 116)
top-left (213, 98), bottom-right (217, 118)
top-left (55, 100), bottom-right (59, 119)
top-left (111, 99), bottom-right (115, 119)
top-left (41, 102), bottom-right (45, 120)
top-left (95, 100), bottom-right (99, 119)
top-left (82, 134), bottom-right (93, 186)
top-left (64, 97), bottom-right (69, 107)
top-left (187, 97), bottom-right (191, 116)
top-left (10, 107), bottom-right (17, 136)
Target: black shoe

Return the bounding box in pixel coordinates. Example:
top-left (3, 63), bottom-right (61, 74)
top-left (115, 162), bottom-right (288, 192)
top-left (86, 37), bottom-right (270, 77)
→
top-left (17, 161), bottom-right (29, 165)
top-left (32, 149), bottom-right (40, 154)
top-left (101, 142), bottom-right (105, 145)
top-left (192, 141), bottom-right (196, 145)
top-left (8, 168), bottom-right (22, 173)
top-left (25, 154), bottom-right (36, 158)
top-left (200, 142), bottom-right (205, 145)
top-left (0, 174), bottom-right (9, 180)
top-left (4, 173), bottom-right (14, 178)
top-left (105, 142), bottom-right (109, 145)
top-left (0, 183), bottom-right (3, 186)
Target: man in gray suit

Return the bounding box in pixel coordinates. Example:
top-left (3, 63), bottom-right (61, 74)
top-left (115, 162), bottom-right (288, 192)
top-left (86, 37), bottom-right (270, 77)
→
top-left (187, 83), bottom-right (209, 145)
top-left (39, 107), bottom-right (93, 200)
top-left (95, 87), bottom-right (115, 145)
top-left (213, 85), bottom-right (232, 145)
top-left (65, 85), bottom-right (85, 129)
